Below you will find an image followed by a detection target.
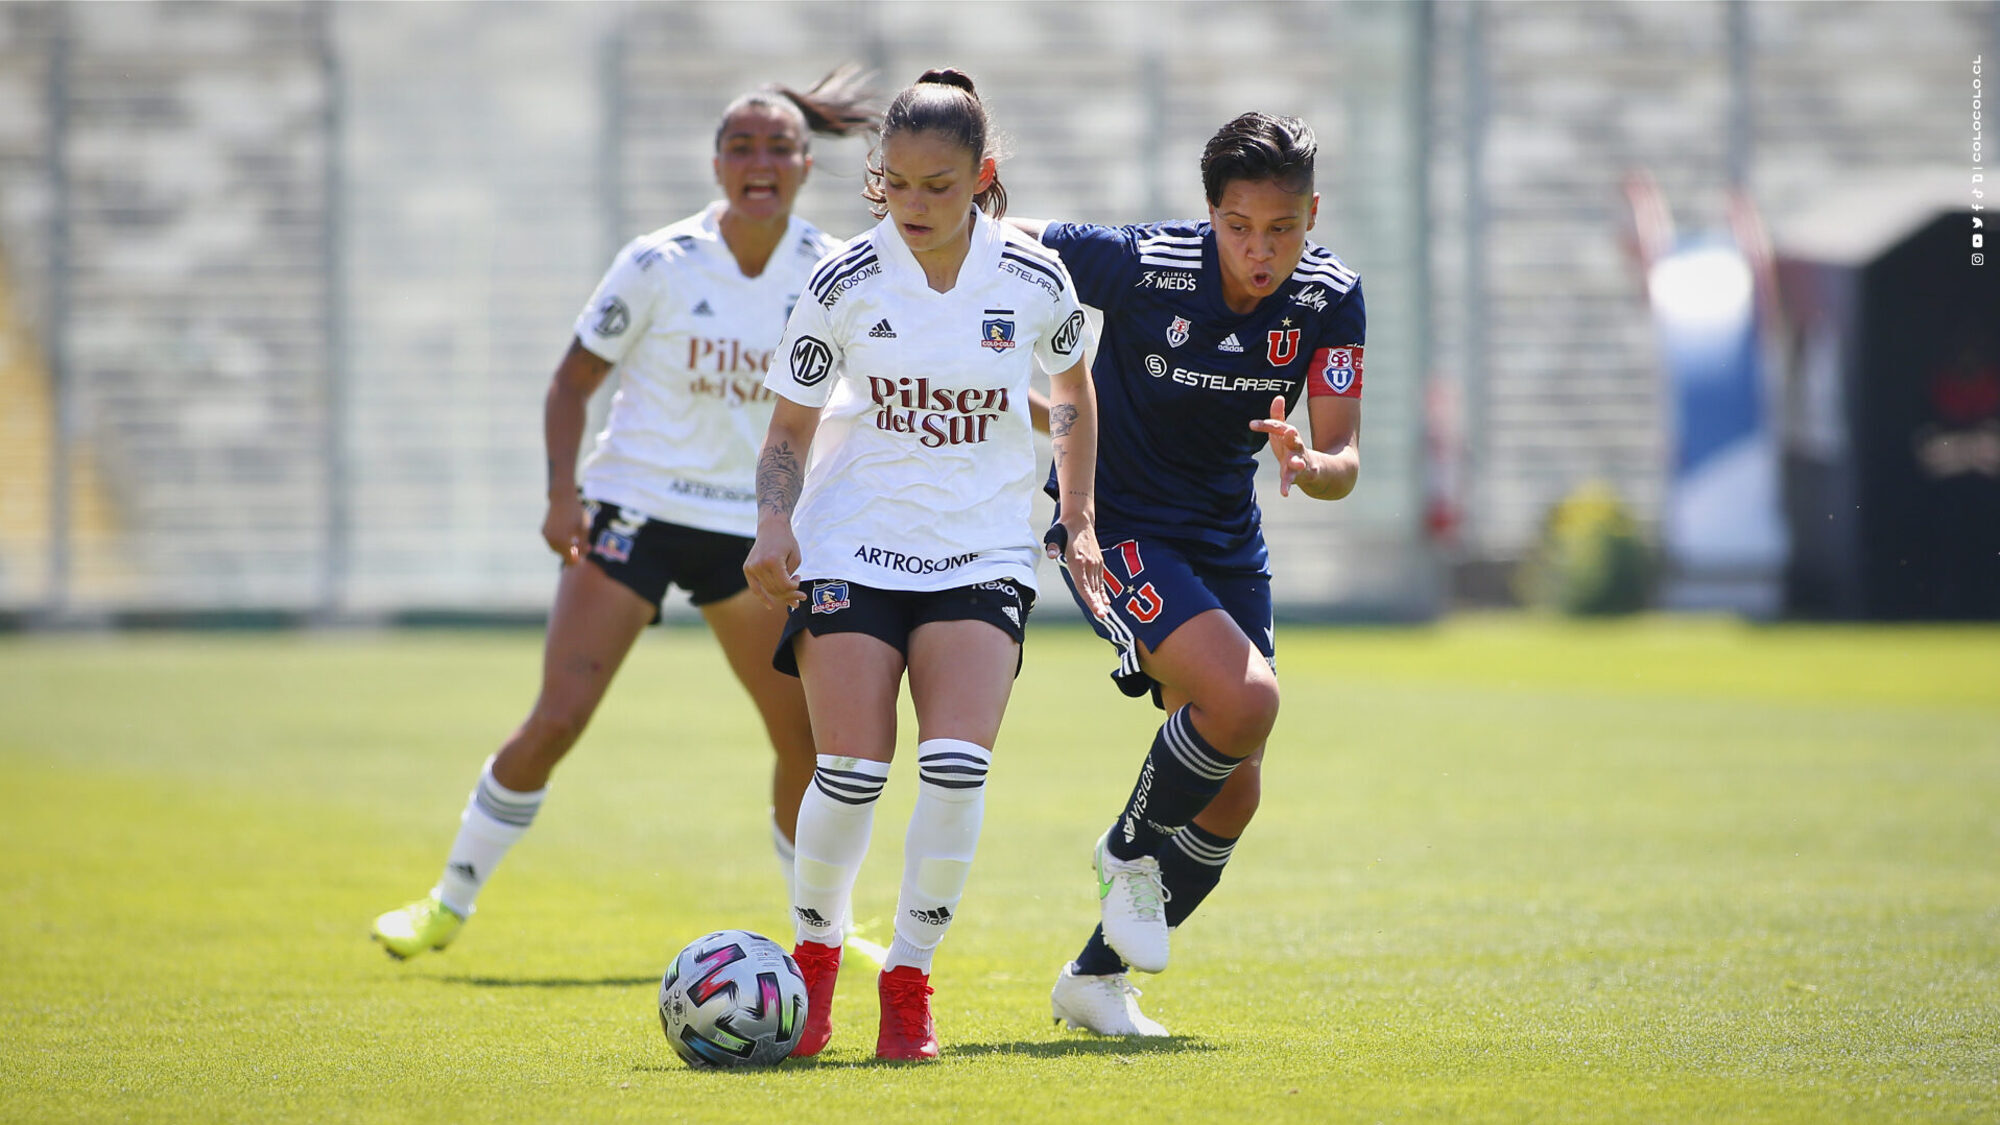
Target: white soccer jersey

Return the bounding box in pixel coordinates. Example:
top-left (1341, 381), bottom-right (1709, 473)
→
top-left (573, 203), bottom-right (841, 537)
top-left (767, 208), bottom-right (1092, 594)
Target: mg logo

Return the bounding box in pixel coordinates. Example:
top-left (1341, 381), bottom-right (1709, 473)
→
top-left (790, 335), bottom-right (832, 386)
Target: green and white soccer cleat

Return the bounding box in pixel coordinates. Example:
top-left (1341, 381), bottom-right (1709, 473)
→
top-left (1094, 830), bottom-right (1170, 973)
top-left (371, 894), bottom-right (465, 960)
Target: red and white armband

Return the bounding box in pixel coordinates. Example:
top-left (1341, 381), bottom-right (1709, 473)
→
top-left (1306, 345), bottom-right (1363, 398)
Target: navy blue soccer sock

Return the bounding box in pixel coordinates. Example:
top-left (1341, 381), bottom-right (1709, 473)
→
top-left (1104, 705), bottom-right (1241, 862)
top-left (1073, 925), bottom-right (1125, 976)
top-left (1158, 822), bottom-right (1238, 928)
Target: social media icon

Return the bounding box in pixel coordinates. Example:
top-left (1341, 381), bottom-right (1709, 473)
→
top-left (1976, 217), bottom-right (1986, 228)
top-left (1976, 253), bottom-right (1987, 266)
top-left (1977, 234), bottom-right (1987, 248)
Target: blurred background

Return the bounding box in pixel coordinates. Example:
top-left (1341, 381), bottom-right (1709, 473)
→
top-left (0, 0), bottom-right (1993, 626)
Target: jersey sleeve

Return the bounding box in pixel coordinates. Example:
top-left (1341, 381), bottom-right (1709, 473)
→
top-left (1034, 262), bottom-right (1094, 375)
top-left (765, 285), bottom-right (844, 408)
top-left (572, 238), bottom-right (662, 364)
top-left (1039, 222), bottom-right (1138, 313)
top-left (1305, 279), bottom-right (1368, 399)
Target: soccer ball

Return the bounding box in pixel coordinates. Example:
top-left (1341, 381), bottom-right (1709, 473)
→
top-left (657, 929), bottom-right (807, 1068)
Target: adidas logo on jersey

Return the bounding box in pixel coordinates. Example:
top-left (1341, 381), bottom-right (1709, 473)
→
top-left (692, 299), bottom-right (714, 316)
top-left (869, 318), bottom-right (897, 338)
top-left (1219, 333), bottom-right (1245, 353)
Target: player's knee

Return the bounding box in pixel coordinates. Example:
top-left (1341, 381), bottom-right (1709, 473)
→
top-left (1201, 678), bottom-right (1279, 755)
top-left (1244, 676), bottom-right (1281, 740)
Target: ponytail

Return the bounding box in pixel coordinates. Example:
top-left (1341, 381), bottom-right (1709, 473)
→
top-left (864, 67), bottom-right (1008, 219)
top-left (715, 64), bottom-right (882, 152)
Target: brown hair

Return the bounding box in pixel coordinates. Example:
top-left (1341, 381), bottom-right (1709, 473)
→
top-left (863, 67), bottom-right (1007, 219)
top-left (715, 64), bottom-right (881, 152)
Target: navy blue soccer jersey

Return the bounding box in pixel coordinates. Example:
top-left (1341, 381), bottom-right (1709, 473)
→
top-left (1041, 220), bottom-right (1366, 572)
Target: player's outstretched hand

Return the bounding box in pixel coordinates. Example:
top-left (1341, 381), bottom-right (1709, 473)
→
top-left (1048, 516), bottom-right (1109, 618)
top-left (743, 523), bottom-right (806, 611)
top-left (542, 493), bottom-right (589, 565)
top-left (1248, 395), bottom-right (1310, 497)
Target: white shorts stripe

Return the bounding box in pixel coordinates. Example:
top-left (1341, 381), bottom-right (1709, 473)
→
top-left (1096, 604), bottom-right (1145, 681)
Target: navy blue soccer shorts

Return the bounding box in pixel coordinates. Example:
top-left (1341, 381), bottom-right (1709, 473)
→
top-left (1058, 529), bottom-right (1275, 708)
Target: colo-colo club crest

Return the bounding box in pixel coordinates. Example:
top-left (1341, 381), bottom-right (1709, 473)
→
top-left (980, 314), bottom-right (1017, 351)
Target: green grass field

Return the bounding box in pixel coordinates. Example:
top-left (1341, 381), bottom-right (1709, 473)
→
top-left (3, 617), bottom-right (1996, 1123)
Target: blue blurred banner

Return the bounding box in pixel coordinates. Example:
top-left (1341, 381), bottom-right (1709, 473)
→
top-left (1647, 234), bottom-right (1786, 614)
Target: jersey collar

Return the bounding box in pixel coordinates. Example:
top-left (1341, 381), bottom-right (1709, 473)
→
top-left (702, 200), bottom-right (809, 281)
top-left (874, 206), bottom-right (1003, 292)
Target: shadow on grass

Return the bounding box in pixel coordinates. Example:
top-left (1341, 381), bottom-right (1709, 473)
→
top-left (944, 1036), bottom-right (1215, 1060)
top-left (628, 1036), bottom-right (1214, 1074)
top-left (439, 974), bottom-right (658, 988)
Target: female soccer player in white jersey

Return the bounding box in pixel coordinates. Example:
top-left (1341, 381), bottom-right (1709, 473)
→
top-left (370, 70), bottom-right (880, 961)
top-left (1011, 112), bottom-right (1365, 1037)
top-left (743, 68), bottom-right (1108, 1061)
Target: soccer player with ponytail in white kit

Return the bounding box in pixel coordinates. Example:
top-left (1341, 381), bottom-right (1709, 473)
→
top-left (370, 70), bottom-right (878, 961)
top-left (1013, 111), bottom-right (1365, 1037)
top-left (744, 68), bottom-right (1108, 1062)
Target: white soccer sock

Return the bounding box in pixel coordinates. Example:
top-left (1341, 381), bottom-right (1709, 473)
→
top-left (885, 739), bottom-right (991, 974)
top-left (770, 808), bottom-right (797, 904)
top-left (792, 754), bottom-right (891, 948)
top-left (433, 756), bottom-right (545, 918)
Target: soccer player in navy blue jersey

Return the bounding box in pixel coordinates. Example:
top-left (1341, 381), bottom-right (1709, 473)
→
top-left (1013, 111), bottom-right (1363, 1036)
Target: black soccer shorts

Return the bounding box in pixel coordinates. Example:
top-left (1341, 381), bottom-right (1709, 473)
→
top-left (581, 499), bottom-right (753, 622)
top-left (771, 577), bottom-right (1035, 678)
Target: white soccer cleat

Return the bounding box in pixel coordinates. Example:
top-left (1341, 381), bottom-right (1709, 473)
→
top-left (1094, 830), bottom-right (1171, 973)
top-left (1050, 963), bottom-right (1168, 1037)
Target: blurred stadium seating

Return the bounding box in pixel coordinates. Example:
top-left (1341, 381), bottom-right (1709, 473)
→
top-left (0, 1), bottom-right (1987, 621)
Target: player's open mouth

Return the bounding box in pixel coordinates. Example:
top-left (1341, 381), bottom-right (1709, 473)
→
top-left (902, 223), bottom-right (932, 237)
top-left (743, 182), bottom-right (778, 199)
top-left (1251, 270), bottom-right (1273, 288)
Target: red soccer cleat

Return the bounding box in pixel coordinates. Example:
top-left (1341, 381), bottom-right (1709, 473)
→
top-left (790, 940), bottom-right (842, 1058)
top-left (875, 965), bottom-right (940, 1061)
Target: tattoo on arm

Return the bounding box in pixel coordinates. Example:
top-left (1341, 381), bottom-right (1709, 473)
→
top-left (757, 441), bottom-right (802, 516)
top-left (1049, 404), bottom-right (1078, 439)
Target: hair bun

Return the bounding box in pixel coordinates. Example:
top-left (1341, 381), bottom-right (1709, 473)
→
top-left (916, 67), bottom-right (977, 95)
